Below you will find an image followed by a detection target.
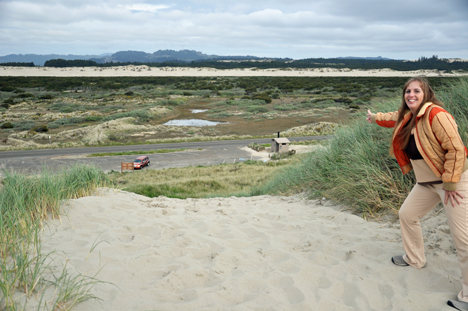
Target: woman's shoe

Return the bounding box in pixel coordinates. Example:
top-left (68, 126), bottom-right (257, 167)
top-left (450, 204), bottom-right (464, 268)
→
top-left (448, 300), bottom-right (468, 311)
top-left (391, 255), bottom-right (409, 266)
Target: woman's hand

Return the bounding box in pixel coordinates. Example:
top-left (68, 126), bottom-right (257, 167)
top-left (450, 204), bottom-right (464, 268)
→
top-left (445, 190), bottom-right (465, 207)
top-left (366, 110), bottom-right (372, 124)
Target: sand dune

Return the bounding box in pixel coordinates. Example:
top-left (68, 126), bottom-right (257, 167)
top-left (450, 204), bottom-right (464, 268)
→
top-left (2, 65), bottom-right (467, 77)
top-left (34, 188), bottom-right (460, 310)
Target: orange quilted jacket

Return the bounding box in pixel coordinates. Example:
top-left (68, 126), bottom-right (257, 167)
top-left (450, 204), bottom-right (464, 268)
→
top-left (371, 102), bottom-right (468, 190)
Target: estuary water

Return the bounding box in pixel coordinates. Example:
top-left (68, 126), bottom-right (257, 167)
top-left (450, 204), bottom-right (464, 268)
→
top-left (163, 119), bottom-right (228, 127)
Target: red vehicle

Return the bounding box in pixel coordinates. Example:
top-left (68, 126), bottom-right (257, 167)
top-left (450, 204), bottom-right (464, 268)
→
top-left (133, 156), bottom-right (150, 169)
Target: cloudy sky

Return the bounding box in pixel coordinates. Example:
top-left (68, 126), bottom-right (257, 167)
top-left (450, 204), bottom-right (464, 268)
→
top-left (1, 0), bottom-right (467, 60)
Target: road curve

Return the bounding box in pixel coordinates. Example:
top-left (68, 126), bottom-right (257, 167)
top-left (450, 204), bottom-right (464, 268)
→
top-left (0, 136), bottom-right (331, 175)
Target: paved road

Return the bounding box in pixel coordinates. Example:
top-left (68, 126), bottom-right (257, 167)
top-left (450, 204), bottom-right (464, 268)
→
top-left (0, 136), bottom-right (330, 176)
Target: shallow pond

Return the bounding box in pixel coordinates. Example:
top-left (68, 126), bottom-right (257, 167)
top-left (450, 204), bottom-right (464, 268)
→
top-left (163, 119), bottom-right (228, 127)
top-left (191, 109), bottom-right (208, 113)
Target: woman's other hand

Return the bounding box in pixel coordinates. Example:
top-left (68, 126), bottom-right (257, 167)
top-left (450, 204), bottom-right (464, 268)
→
top-left (445, 190), bottom-right (465, 207)
top-left (366, 110), bottom-right (372, 124)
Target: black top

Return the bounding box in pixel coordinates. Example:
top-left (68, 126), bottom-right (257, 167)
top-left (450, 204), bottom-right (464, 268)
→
top-left (405, 134), bottom-right (423, 160)
top-left (405, 132), bottom-right (443, 185)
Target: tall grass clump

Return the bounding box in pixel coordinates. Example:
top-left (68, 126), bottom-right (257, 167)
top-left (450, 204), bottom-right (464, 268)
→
top-left (439, 77), bottom-right (468, 146)
top-left (0, 164), bottom-right (109, 310)
top-left (255, 77), bottom-right (468, 216)
top-left (101, 109), bottom-right (152, 123)
top-left (253, 109), bottom-right (415, 215)
top-left (112, 161), bottom-right (288, 199)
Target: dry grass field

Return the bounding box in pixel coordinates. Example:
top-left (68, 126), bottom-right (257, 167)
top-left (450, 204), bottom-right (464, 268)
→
top-left (2, 75), bottom-right (451, 151)
top-left (0, 77), bottom-right (369, 150)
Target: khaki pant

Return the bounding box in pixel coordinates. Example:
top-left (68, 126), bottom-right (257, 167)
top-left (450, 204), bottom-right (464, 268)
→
top-left (399, 171), bottom-right (468, 302)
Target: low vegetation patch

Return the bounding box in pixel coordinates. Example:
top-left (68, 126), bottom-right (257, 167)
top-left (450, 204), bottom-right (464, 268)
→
top-left (2, 76), bottom-right (454, 151)
top-left (270, 150), bottom-right (297, 160)
top-left (109, 160), bottom-right (291, 199)
top-left (247, 142), bottom-right (270, 151)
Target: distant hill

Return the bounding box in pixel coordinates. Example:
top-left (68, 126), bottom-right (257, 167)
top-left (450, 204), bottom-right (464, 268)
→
top-left (1, 50), bottom-right (404, 66)
top-left (90, 49), bottom-right (216, 63)
top-left (0, 50), bottom-right (290, 66)
top-left (90, 49), bottom-right (284, 63)
top-left (0, 53), bottom-right (111, 66)
top-left (2, 51), bottom-right (466, 72)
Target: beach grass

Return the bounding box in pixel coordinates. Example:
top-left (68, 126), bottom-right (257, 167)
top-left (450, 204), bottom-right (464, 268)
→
top-left (252, 77), bottom-right (468, 216)
top-left (0, 164), bottom-right (110, 310)
top-left (110, 160), bottom-right (292, 199)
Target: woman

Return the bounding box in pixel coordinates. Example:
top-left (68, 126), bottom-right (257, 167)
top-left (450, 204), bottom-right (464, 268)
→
top-left (366, 77), bottom-right (468, 310)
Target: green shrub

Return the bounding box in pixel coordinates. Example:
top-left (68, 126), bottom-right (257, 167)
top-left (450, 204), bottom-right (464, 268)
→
top-left (124, 91), bottom-right (134, 96)
top-left (252, 93), bottom-right (272, 103)
top-left (38, 94), bottom-right (54, 100)
top-left (273, 104), bottom-right (295, 111)
top-left (49, 102), bottom-right (84, 112)
top-left (226, 99), bottom-right (266, 107)
top-left (247, 106), bottom-right (269, 113)
top-left (108, 133), bottom-right (118, 141)
top-left (48, 102), bottom-right (63, 110)
top-left (270, 151), bottom-right (295, 160)
top-left (159, 99), bottom-right (179, 106)
top-left (316, 99), bottom-right (336, 106)
top-left (337, 97), bottom-right (352, 104)
top-left (47, 122), bottom-right (60, 129)
top-left (1, 121), bottom-right (13, 128)
top-left (13, 120), bottom-right (37, 130)
top-left (60, 106), bottom-right (75, 113)
top-left (85, 116), bottom-right (102, 122)
top-left (32, 125), bottom-right (48, 132)
top-left (0, 86), bottom-right (16, 92)
top-left (101, 109), bottom-right (152, 122)
top-left (352, 99), bottom-right (366, 105)
top-left (209, 112), bottom-right (232, 118)
top-left (16, 93), bottom-right (35, 99)
top-left (248, 142), bottom-right (266, 151)
top-left (360, 94), bottom-right (372, 101)
top-left (47, 116), bottom-right (95, 128)
top-left (48, 117), bottom-right (78, 127)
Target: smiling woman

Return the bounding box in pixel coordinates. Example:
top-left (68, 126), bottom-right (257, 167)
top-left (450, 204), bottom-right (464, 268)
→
top-left (404, 81), bottom-right (424, 113)
top-left (367, 77), bottom-right (468, 310)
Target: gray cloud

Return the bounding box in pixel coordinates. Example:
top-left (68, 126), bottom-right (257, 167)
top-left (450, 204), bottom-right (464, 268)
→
top-left (0, 0), bottom-right (467, 59)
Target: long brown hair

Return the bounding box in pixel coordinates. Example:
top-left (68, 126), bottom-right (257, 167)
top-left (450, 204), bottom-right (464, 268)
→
top-left (395, 77), bottom-right (444, 149)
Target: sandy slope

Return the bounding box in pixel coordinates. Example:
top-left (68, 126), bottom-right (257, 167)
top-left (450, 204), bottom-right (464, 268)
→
top-left (1, 65), bottom-right (467, 77)
top-left (32, 188), bottom-right (460, 311)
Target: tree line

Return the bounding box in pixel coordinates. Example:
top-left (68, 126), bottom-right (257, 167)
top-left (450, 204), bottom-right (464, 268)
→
top-left (4, 56), bottom-right (468, 72)
top-left (0, 62), bottom-right (35, 67)
top-left (0, 76), bottom-right (453, 93)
